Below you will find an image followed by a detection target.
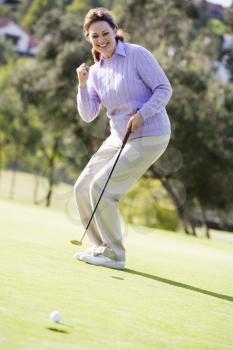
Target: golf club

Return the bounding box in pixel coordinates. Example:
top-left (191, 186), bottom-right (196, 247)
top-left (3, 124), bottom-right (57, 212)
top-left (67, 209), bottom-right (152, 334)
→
top-left (70, 126), bottom-right (132, 246)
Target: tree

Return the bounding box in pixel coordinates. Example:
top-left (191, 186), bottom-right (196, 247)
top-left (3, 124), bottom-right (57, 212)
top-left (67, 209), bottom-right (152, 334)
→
top-left (13, 9), bottom-right (107, 206)
top-left (113, 0), bottom-right (233, 236)
top-left (164, 71), bottom-right (233, 236)
top-left (67, 0), bottom-right (113, 18)
top-left (21, 0), bottom-right (63, 30)
top-left (0, 37), bottom-right (17, 65)
top-left (0, 85), bottom-right (42, 199)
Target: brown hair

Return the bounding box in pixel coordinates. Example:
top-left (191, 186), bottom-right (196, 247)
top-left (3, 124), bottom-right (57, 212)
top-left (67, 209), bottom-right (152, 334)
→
top-left (83, 8), bottom-right (124, 62)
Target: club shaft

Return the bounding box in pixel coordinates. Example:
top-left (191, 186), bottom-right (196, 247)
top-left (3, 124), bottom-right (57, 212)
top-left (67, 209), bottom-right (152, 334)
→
top-left (79, 128), bottom-right (131, 243)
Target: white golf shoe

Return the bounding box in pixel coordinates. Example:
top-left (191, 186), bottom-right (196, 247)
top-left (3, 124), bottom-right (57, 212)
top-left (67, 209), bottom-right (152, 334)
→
top-left (74, 244), bottom-right (109, 260)
top-left (73, 245), bottom-right (98, 260)
top-left (78, 253), bottom-right (125, 270)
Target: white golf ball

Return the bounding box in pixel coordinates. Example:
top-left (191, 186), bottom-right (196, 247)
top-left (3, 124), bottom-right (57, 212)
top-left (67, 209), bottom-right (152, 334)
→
top-left (49, 310), bottom-right (62, 323)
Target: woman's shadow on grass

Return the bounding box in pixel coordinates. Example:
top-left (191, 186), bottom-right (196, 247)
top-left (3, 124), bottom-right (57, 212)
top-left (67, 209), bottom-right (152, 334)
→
top-left (112, 269), bottom-right (233, 303)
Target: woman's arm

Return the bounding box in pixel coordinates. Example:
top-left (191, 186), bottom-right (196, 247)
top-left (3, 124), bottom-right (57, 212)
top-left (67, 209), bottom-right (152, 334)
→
top-left (136, 47), bottom-right (172, 121)
top-left (76, 65), bottom-right (101, 123)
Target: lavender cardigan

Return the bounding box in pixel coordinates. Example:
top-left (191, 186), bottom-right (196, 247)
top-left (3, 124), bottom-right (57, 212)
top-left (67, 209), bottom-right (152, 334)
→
top-left (77, 40), bottom-right (172, 140)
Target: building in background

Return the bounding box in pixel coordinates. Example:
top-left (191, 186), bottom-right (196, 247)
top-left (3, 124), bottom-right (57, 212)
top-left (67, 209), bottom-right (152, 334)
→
top-left (0, 17), bottom-right (40, 56)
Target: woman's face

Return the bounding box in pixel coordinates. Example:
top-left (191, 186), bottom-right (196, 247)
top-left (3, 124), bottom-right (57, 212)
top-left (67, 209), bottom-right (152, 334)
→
top-left (88, 21), bottom-right (117, 59)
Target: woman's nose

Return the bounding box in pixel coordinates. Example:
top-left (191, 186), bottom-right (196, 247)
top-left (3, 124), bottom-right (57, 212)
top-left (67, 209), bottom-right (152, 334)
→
top-left (97, 37), bottom-right (106, 44)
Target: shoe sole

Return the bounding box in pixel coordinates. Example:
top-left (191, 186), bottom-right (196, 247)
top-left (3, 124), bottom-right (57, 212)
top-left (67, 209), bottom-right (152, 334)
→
top-left (74, 252), bottom-right (87, 260)
top-left (74, 252), bottom-right (94, 260)
top-left (81, 255), bottom-right (125, 270)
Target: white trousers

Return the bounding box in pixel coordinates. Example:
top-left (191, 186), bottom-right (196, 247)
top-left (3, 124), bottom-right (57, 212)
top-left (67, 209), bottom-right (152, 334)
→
top-left (74, 134), bottom-right (170, 262)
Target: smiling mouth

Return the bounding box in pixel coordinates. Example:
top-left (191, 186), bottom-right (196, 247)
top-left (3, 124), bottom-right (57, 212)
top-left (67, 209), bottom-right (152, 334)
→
top-left (98, 43), bottom-right (109, 48)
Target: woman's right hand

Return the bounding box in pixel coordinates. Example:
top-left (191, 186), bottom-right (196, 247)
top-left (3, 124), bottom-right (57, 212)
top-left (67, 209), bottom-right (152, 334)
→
top-left (76, 63), bottom-right (90, 88)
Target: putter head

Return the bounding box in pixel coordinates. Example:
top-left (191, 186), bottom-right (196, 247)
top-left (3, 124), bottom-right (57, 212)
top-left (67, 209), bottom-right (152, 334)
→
top-left (70, 239), bottom-right (82, 246)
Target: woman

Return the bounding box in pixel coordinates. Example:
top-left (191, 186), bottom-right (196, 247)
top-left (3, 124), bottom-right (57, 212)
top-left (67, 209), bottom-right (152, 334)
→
top-left (74, 8), bottom-right (172, 270)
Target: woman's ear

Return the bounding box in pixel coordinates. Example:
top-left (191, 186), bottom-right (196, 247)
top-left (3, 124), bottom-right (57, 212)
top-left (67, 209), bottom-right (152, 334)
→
top-left (85, 33), bottom-right (91, 43)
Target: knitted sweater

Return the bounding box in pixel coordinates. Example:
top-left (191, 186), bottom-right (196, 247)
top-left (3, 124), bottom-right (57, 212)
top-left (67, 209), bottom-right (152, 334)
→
top-left (77, 40), bottom-right (172, 140)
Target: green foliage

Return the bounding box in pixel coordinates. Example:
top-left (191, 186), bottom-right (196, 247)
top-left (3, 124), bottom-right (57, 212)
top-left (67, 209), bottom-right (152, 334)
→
top-left (208, 18), bottom-right (228, 36)
top-left (226, 7), bottom-right (233, 30)
top-left (67, 0), bottom-right (112, 17)
top-left (190, 19), bottom-right (229, 61)
top-left (1, 0), bottom-right (233, 227)
top-left (155, 204), bottom-right (180, 231)
top-left (10, 9), bottom-right (103, 205)
top-left (0, 37), bottom-right (17, 65)
top-left (0, 4), bottom-right (14, 18)
top-left (120, 178), bottom-right (179, 231)
top-left (166, 72), bottom-right (233, 220)
top-left (21, 0), bottom-right (63, 30)
top-left (0, 81), bottom-right (42, 170)
top-left (114, 0), bottom-right (193, 54)
top-left (114, 0), bottom-right (233, 234)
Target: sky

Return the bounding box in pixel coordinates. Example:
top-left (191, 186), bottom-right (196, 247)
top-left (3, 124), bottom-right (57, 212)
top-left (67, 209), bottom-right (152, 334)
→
top-left (206, 0), bottom-right (233, 7)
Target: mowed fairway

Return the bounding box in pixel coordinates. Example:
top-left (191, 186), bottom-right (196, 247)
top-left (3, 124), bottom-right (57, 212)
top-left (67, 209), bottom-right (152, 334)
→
top-left (0, 199), bottom-right (233, 350)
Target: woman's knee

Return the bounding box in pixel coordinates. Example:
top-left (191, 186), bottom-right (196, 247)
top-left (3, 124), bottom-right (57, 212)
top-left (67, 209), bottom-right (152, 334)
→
top-left (90, 175), bottom-right (117, 202)
top-left (89, 177), bottom-right (101, 199)
top-left (74, 175), bottom-right (90, 199)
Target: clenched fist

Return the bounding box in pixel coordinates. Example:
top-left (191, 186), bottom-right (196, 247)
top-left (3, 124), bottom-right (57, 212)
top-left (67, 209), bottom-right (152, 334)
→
top-left (76, 63), bottom-right (90, 88)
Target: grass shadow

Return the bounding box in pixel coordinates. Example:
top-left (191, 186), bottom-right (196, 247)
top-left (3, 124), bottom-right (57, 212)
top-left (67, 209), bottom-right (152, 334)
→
top-left (46, 327), bottom-right (69, 334)
top-left (111, 276), bottom-right (124, 280)
top-left (124, 268), bottom-right (233, 303)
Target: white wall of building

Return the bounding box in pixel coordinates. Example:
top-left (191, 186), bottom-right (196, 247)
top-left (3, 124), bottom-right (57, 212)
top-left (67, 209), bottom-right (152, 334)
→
top-left (0, 21), bottom-right (30, 53)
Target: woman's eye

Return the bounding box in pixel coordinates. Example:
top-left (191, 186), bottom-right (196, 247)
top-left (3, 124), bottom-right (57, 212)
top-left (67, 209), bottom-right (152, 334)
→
top-left (92, 35), bottom-right (98, 39)
top-left (103, 32), bottom-right (109, 36)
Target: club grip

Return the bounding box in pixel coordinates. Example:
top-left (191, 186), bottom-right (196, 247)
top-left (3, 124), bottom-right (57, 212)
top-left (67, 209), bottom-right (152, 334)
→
top-left (122, 127), bottom-right (131, 146)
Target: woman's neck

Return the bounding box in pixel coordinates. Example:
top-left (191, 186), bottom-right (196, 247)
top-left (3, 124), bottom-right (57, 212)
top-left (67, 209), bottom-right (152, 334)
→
top-left (102, 40), bottom-right (117, 59)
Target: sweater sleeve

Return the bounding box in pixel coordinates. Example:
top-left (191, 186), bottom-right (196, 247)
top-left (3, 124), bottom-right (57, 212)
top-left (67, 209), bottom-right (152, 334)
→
top-left (136, 47), bottom-right (172, 121)
top-left (77, 66), bottom-right (101, 123)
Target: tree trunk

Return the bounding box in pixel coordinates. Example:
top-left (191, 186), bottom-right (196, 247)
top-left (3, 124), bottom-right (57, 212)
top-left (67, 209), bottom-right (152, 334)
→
top-left (42, 137), bottom-right (60, 208)
top-left (45, 186), bottom-right (53, 207)
top-left (0, 136), bottom-right (4, 188)
top-left (177, 204), bottom-right (191, 234)
top-left (199, 202), bottom-right (210, 239)
top-left (9, 168), bottom-right (17, 200)
top-left (33, 173), bottom-right (40, 204)
top-left (0, 144), bottom-right (2, 187)
top-left (158, 175), bottom-right (192, 234)
top-left (161, 180), bottom-right (189, 233)
top-left (9, 144), bottom-right (19, 200)
top-left (190, 222), bottom-right (197, 236)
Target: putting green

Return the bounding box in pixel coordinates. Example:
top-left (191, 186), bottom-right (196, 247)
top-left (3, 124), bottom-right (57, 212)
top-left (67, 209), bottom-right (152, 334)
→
top-left (0, 199), bottom-right (233, 350)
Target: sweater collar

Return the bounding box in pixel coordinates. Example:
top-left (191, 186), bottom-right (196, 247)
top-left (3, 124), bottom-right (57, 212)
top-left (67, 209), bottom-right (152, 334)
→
top-left (99, 40), bottom-right (126, 65)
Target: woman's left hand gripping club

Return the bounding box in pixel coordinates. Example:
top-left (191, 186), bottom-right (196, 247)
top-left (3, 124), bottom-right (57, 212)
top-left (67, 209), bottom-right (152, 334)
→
top-left (127, 112), bottom-right (144, 133)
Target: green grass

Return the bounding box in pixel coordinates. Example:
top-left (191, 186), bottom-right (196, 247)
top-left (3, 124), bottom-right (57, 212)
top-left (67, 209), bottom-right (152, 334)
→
top-left (0, 199), bottom-right (233, 350)
top-left (0, 170), bottom-right (73, 210)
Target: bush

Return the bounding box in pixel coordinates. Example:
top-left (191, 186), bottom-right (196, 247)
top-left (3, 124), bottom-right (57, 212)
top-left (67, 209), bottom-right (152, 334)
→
top-left (120, 177), bottom-right (179, 231)
top-left (154, 204), bottom-right (179, 231)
